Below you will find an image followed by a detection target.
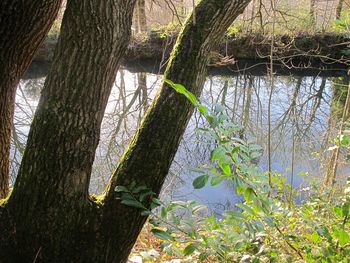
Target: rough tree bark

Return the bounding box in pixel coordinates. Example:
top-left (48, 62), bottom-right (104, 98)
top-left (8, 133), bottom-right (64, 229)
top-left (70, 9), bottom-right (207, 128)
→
top-left (3, 0), bottom-right (136, 261)
top-left (101, 0), bottom-right (251, 262)
top-left (1, 0), bottom-right (251, 262)
top-left (0, 0), bottom-right (62, 199)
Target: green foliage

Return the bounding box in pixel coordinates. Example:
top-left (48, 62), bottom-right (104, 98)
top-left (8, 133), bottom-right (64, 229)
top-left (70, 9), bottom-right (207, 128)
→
top-left (123, 81), bottom-right (350, 262)
top-left (226, 24), bottom-right (242, 37)
top-left (150, 22), bottom-right (181, 39)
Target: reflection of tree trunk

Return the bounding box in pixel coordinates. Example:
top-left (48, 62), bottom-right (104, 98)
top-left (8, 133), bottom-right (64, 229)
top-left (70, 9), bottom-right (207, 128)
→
top-left (233, 76), bottom-right (239, 122)
top-left (307, 78), bottom-right (326, 125)
top-left (240, 76), bottom-right (253, 139)
top-left (221, 80), bottom-right (228, 106)
top-left (240, 76), bottom-right (248, 127)
top-left (336, 0), bottom-right (344, 20)
top-left (138, 72), bottom-right (148, 112)
top-left (0, 0), bottom-right (62, 199)
top-left (107, 86), bottom-right (143, 162)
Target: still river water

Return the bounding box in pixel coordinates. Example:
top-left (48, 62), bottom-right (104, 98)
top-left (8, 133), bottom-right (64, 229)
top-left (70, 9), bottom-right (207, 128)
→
top-left (11, 62), bottom-right (349, 214)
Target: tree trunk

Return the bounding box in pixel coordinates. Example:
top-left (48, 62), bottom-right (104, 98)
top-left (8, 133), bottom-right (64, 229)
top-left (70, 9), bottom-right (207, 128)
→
top-left (2, 0), bottom-right (251, 262)
top-left (336, 0), bottom-right (344, 20)
top-left (137, 0), bottom-right (147, 33)
top-left (3, 0), bottom-right (136, 261)
top-left (309, 0), bottom-right (316, 26)
top-left (101, 0), bottom-right (251, 262)
top-left (0, 0), bottom-right (62, 199)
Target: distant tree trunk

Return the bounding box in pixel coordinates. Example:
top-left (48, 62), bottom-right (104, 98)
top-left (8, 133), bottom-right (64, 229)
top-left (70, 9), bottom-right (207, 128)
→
top-left (336, 0), bottom-right (344, 20)
top-left (0, 0), bottom-right (62, 199)
top-left (310, 0), bottom-right (316, 26)
top-left (133, 2), bottom-right (140, 33)
top-left (137, 0), bottom-right (147, 33)
top-left (1, 0), bottom-right (251, 262)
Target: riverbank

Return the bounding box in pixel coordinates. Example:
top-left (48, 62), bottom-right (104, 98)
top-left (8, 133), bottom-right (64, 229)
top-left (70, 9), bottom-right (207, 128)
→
top-left (35, 32), bottom-right (350, 68)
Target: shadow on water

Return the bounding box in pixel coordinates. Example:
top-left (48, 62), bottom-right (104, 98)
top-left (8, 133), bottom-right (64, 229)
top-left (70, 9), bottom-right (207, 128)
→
top-left (14, 61), bottom-right (350, 214)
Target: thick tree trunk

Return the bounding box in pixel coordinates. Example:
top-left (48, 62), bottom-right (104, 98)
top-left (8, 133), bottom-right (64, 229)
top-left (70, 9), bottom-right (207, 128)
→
top-left (4, 0), bottom-right (136, 261)
top-left (2, 0), bottom-right (251, 262)
top-left (0, 0), bottom-right (62, 199)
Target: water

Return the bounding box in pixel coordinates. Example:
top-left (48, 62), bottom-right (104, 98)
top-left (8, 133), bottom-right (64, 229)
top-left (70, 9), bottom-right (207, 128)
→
top-left (12, 63), bottom-right (349, 214)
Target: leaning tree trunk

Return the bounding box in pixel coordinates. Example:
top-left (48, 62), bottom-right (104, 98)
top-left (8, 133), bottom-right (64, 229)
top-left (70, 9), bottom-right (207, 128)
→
top-left (2, 0), bottom-right (251, 262)
top-left (0, 0), bottom-right (62, 199)
top-left (101, 0), bottom-right (251, 262)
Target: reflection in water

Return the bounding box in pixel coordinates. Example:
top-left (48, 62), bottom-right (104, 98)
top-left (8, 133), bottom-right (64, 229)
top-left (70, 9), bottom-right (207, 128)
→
top-left (13, 68), bottom-right (349, 213)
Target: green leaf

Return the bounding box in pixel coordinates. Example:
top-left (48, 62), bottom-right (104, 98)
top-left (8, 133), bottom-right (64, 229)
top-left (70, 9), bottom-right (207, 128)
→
top-left (310, 232), bottom-right (321, 244)
top-left (214, 104), bottom-right (225, 113)
top-left (139, 190), bottom-right (154, 202)
top-left (114, 186), bottom-right (129, 193)
top-left (264, 216), bottom-right (275, 227)
top-left (197, 105), bottom-right (207, 115)
top-left (210, 176), bottom-right (225, 186)
top-left (236, 203), bottom-right (256, 215)
top-left (211, 147), bottom-right (226, 161)
top-left (161, 207), bottom-right (167, 218)
top-left (206, 115), bottom-right (215, 126)
top-left (231, 146), bottom-right (240, 155)
top-left (151, 229), bottom-right (174, 241)
top-left (199, 252), bottom-right (209, 261)
top-left (121, 199), bottom-right (146, 210)
top-left (151, 198), bottom-right (162, 209)
top-left (121, 192), bottom-right (135, 201)
top-left (193, 174), bottom-right (209, 189)
top-left (223, 210), bottom-right (246, 220)
top-left (164, 79), bottom-right (197, 105)
top-left (183, 243), bottom-right (197, 256)
top-left (141, 210), bottom-right (151, 216)
top-left (132, 185), bottom-right (148, 194)
top-left (334, 228), bottom-right (350, 246)
top-left (219, 162), bottom-right (231, 176)
top-left (243, 187), bottom-right (255, 202)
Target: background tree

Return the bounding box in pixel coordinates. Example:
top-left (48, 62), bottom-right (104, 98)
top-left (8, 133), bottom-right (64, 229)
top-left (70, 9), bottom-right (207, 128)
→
top-left (0, 0), bottom-right (63, 199)
top-left (336, 0), bottom-right (345, 20)
top-left (1, 0), bottom-right (251, 262)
